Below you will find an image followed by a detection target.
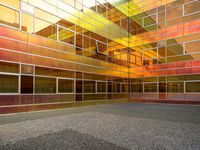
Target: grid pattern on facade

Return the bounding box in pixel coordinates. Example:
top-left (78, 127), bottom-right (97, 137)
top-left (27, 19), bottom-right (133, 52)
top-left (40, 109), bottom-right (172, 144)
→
top-left (0, 0), bottom-right (199, 108)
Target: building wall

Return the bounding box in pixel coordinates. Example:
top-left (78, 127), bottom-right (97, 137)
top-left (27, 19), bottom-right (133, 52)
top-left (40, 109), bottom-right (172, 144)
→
top-left (0, 0), bottom-right (129, 111)
top-left (129, 0), bottom-right (200, 102)
top-left (0, 0), bottom-right (199, 113)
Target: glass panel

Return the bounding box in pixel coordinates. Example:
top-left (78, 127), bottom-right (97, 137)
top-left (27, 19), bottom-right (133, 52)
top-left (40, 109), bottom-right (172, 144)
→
top-left (76, 47), bottom-right (83, 55)
top-left (185, 40), bottom-right (200, 53)
top-left (167, 44), bottom-right (183, 56)
top-left (167, 6), bottom-right (182, 21)
top-left (36, 8), bottom-right (60, 24)
top-left (76, 34), bottom-right (83, 48)
top-left (121, 51), bottom-right (128, 61)
top-left (141, 77), bottom-right (158, 82)
top-left (159, 82), bottom-right (166, 92)
top-left (167, 82), bottom-right (184, 93)
top-left (0, 5), bottom-right (20, 28)
top-left (97, 82), bottom-right (106, 92)
top-left (0, 62), bottom-right (19, 73)
top-left (167, 75), bottom-right (184, 81)
top-left (76, 80), bottom-right (82, 93)
top-left (184, 1), bottom-right (200, 15)
top-left (76, 72), bottom-right (82, 79)
top-left (35, 67), bottom-right (74, 78)
top-left (75, 0), bottom-right (83, 10)
top-left (131, 84), bottom-right (143, 92)
top-left (143, 14), bottom-right (157, 26)
top-left (22, 13), bottom-right (34, 33)
top-left (89, 38), bottom-right (96, 51)
top-left (57, 19), bottom-right (75, 31)
top-left (21, 64), bottom-right (34, 74)
top-left (84, 81), bottom-right (96, 93)
top-left (166, 39), bottom-right (177, 45)
top-left (184, 74), bottom-right (200, 81)
top-left (21, 2), bottom-right (34, 14)
top-left (144, 49), bottom-right (157, 59)
top-left (121, 18), bottom-right (128, 31)
top-left (58, 27), bottom-right (74, 45)
top-left (1, 0), bottom-right (20, 9)
top-left (43, 0), bottom-right (57, 6)
top-left (21, 75), bottom-right (33, 94)
top-left (112, 82), bottom-right (121, 92)
top-left (35, 18), bottom-right (57, 40)
top-left (144, 83), bottom-right (157, 92)
top-left (97, 41), bottom-right (107, 55)
top-left (0, 75), bottom-right (18, 93)
top-left (158, 12), bottom-right (165, 23)
top-left (62, 0), bottom-right (75, 7)
top-left (84, 36), bottom-right (90, 50)
top-left (122, 84), bottom-right (128, 92)
top-left (158, 47), bottom-right (166, 58)
top-left (158, 58), bottom-right (166, 64)
top-left (84, 73), bottom-right (106, 81)
top-left (35, 77), bottom-right (56, 93)
top-left (108, 82), bottom-right (112, 93)
top-left (186, 82), bottom-right (200, 93)
top-left (97, 2), bottom-right (107, 17)
top-left (58, 79), bottom-right (74, 93)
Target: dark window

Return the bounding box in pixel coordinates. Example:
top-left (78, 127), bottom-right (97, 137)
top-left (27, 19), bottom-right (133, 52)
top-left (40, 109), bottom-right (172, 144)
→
top-left (108, 82), bottom-right (112, 93)
top-left (58, 79), bottom-right (74, 93)
top-left (167, 82), bottom-right (184, 93)
top-left (97, 82), bottom-right (106, 92)
top-left (0, 75), bottom-right (18, 93)
top-left (144, 83), bottom-right (157, 92)
top-left (186, 82), bottom-right (200, 93)
top-left (122, 84), bottom-right (128, 92)
top-left (131, 84), bottom-right (143, 92)
top-left (112, 82), bottom-right (121, 92)
top-left (21, 75), bottom-right (33, 94)
top-left (35, 77), bottom-right (56, 93)
top-left (76, 80), bottom-right (82, 93)
top-left (84, 81), bottom-right (96, 93)
top-left (0, 62), bottom-right (19, 73)
top-left (159, 82), bottom-right (166, 93)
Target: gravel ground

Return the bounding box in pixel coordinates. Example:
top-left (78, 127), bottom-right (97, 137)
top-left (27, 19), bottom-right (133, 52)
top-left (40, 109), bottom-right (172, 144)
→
top-left (0, 103), bottom-right (200, 150)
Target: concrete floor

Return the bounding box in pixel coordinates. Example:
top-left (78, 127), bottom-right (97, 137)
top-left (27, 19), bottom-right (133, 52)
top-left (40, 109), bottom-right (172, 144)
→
top-left (0, 103), bottom-right (200, 150)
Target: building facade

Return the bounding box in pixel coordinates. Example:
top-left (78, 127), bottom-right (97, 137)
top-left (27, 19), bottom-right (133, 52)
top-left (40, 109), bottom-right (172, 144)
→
top-left (0, 0), bottom-right (199, 113)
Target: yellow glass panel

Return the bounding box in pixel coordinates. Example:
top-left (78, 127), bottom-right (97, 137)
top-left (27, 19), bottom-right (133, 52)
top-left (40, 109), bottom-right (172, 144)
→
top-left (22, 13), bottom-right (34, 33)
top-left (0, 5), bottom-right (19, 28)
top-left (35, 18), bottom-right (57, 40)
top-left (58, 27), bottom-right (74, 45)
top-left (35, 8), bottom-right (60, 24)
top-left (0, 0), bottom-right (20, 9)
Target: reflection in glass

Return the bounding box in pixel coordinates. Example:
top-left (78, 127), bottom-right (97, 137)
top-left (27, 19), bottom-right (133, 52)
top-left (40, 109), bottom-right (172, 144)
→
top-left (0, 5), bottom-right (20, 28)
top-left (84, 81), bottom-right (96, 93)
top-left (167, 82), bottom-right (184, 93)
top-left (144, 83), bottom-right (157, 92)
top-left (97, 82), bottom-right (106, 93)
top-left (35, 18), bottom-right (57, 40)
top-left (186, 82), bottom-right (200, 93)
top-left (0, 75), bottom-right (18, 93)
top-left (35, 77), bottom-right (56, 93)
top-left (21, 76), bottom-right (33, 94)
top-left (58, 79), bottom-right (74, 93)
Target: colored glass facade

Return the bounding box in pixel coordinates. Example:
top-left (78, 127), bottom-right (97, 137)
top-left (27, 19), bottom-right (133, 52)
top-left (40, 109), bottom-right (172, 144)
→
top-left (0, 0), bottom-right (199, 112)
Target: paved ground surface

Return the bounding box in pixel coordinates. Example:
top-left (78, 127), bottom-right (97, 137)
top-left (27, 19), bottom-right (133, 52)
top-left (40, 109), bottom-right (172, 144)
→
top-left (0, 103), bottom-right (200, 150)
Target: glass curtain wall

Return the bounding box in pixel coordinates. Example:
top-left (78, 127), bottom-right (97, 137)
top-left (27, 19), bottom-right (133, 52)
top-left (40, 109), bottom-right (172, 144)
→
top-left (0, 0), bottom-right (199, 107)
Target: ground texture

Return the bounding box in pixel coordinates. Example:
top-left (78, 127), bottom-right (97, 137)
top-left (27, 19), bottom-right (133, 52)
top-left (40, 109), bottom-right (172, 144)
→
top-left (0, 103), bottom-right (200, 150)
